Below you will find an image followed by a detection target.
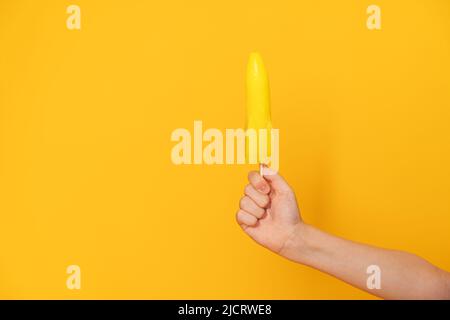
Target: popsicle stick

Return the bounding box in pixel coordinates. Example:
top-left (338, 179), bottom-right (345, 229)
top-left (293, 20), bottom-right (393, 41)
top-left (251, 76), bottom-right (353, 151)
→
top-left (259, 163), bottom-right (264, 177)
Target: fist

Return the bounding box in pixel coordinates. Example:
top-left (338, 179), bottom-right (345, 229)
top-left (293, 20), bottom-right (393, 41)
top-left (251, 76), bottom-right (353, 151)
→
top-left (236, 168), bottom-right (302, 256)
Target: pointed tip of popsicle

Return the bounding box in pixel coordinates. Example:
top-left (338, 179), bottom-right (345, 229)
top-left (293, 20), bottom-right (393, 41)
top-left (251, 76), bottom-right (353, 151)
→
top-left (245, 51), bottom-right (272, 162)
top-left (248, 51), bottom-right (262, 60)
top-left (247, 52), bottom-right (267, 77)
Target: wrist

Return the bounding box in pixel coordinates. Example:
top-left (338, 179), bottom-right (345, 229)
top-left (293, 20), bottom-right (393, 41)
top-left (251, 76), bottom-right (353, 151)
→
top-left (279, 222), bottom-right (315, 264)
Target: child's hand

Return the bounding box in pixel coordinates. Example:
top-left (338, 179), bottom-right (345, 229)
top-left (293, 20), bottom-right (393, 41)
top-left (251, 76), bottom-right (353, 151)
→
top-left (236, 169), bottom-right (303, 256)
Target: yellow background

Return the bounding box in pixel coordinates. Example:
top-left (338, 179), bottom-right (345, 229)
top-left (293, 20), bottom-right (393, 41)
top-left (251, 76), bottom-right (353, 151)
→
top-left (1, 0), bottom-right (449, 299)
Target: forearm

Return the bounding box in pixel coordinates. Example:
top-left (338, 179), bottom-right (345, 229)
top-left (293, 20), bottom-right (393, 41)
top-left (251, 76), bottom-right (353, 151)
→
top-left (282, 223), bottom-right (450, 299)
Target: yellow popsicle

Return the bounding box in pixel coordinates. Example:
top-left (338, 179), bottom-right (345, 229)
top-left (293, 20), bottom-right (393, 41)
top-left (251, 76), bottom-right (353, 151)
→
top-left (246, 52), bottom-right (272, 167)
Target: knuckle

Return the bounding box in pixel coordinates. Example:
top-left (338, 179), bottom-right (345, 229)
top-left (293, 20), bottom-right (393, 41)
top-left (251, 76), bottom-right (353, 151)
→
top-left (236, 210), bottom-right (243, 222)
top-left (239, 196), bottom-right (248, 208)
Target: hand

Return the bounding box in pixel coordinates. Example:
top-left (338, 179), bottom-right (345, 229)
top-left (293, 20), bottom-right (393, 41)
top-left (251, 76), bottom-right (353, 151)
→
top-left (236, 168), bottom-right (303, 257)
top-left (236, 171), bottom-right (450, 300)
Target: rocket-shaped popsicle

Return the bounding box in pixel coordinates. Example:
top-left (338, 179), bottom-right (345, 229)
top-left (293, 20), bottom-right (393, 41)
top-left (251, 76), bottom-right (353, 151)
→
top-left (246, 52), bottom-right (272, 166)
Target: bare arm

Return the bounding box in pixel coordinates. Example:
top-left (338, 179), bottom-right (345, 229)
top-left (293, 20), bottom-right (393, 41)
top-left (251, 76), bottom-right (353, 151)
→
top-left (283, 223), bottom-right (450, 299)
top-left (236, 170), bottom-right (450, 299)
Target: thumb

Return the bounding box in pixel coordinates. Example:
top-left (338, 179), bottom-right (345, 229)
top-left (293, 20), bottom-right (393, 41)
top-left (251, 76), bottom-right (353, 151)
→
top-left (261, 167), bottom-right (292, 194)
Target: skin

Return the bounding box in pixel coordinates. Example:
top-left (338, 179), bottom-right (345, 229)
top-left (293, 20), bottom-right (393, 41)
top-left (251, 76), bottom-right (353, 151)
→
top-left (236, 168), bottom-right (450, 300)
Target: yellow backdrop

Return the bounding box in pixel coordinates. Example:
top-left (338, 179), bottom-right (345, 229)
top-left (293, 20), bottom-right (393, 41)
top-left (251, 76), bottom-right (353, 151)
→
top-left (0, 0), bottom-right (449, 299)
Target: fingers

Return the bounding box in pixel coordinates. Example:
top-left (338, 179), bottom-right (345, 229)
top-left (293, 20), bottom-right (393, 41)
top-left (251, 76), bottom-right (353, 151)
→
top-left (244, 184), bottom-right (270, 208)
top-left (239, 196), bottom-right (265, 218)
top-left (236, 210), bottom-right (258, 227)
top-left (238, 170), bottom-right (291, 230)
top-left (248, 171), bottom-right (270, 194)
